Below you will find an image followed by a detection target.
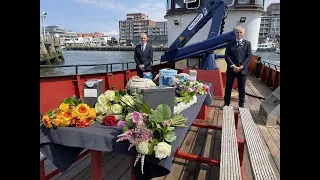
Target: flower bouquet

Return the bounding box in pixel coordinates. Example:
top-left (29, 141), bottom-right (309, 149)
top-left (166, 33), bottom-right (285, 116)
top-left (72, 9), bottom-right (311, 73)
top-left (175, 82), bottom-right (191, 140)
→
top-left (171, 77), bottom-right (210, 114)
top-left (116, 90), bottom-right (188, 174)
top-left (41, 95), bottom-right (96, 129)
top-left (94, 90), bottom-right (136, 124)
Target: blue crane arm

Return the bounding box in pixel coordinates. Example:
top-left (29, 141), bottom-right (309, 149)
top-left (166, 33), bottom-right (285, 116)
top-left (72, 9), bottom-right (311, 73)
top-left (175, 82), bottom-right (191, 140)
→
top-left (161, 0), bottom-right (235, 65)
top-left (161, 30), bottom-right (235, 62)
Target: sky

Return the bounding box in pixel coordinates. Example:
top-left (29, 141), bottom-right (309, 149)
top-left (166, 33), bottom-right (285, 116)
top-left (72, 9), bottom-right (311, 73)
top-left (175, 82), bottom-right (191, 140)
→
top-left (40, 0), bottom-right (279, 38)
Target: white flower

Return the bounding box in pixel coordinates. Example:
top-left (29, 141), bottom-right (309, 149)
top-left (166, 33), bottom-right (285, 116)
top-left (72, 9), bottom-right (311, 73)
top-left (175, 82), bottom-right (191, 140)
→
top-left (95, 103), bottom-right (110, 114)
top-left (172, 77), bottom-right (180, 85)
top-left (95, 115), bottom-right (105, 122)
top-left (174, 95), bottom-right (197, 114)
top-left (94, 103), bottom-right (101, 114)
top-left (154, 142), bottom-right (172, 160)
top-left (136, 141), bottom-right (149, 155)
top-left (120, 95), bottom-right (135, 106)
top-left (97, 94), bottom-right (108, 105)
top-left (111, 104), bottom-right (123, 114)
top-left (104, 90), bottom-right (116, 101)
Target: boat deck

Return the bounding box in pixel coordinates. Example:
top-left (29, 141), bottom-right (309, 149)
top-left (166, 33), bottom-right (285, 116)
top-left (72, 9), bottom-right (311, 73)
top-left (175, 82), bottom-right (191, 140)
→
top-left (43, 74), bottom-right (280, 180)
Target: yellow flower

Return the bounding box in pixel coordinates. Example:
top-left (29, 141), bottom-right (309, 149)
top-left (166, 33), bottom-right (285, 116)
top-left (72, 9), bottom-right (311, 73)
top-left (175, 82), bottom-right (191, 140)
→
top-left (75, 103), bottom-right (90, 116)
top-left (88, 108), bottom-right (96, 118)
top-left (52, 118), bottom-right (61, 127)
top-left (42, 115), bottom-right (52, 128)
top-left (59, 103), bottom-right (70, 111)
top-left (59, 118), bottom-right (71, 127)
top-left (79, 115), bottom-right (87, 121)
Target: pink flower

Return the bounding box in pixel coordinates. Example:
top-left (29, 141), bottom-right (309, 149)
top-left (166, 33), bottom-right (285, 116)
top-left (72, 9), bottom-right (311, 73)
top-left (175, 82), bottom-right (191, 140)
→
top-left (131, 111), bottom-right (142, 124)
top-left (203, 84), bottom-right (209, 92)
top-left (117, 120), bottom-right (125, 129)
top-left (162, 120), bottom-right (170, 127)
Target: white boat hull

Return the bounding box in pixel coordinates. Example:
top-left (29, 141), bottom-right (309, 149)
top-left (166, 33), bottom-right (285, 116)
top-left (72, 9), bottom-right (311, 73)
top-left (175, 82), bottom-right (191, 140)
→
top-left (166, 10), bottom-right (263, 51)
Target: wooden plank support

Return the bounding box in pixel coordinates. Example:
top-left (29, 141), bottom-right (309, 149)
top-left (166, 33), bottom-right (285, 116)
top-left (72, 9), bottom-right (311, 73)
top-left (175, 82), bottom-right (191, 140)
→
top-left (219, 106), bottom-right (241, 180)
top-left (239, 108), bottom-right (277, 180)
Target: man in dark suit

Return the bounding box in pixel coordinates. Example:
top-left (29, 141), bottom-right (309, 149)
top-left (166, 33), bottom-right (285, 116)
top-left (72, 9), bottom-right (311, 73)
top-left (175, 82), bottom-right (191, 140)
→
top-left (222, 26), bottom-right (252, 109)
top-left (134, 33), bottom-right (154, 78)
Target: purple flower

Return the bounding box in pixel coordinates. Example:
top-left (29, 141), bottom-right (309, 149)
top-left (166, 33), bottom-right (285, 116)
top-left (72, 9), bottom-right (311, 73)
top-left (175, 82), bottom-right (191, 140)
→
top-left (131, 111), bottom-right (142, 124)
top-left (117, 120), bottom-right (125, 129)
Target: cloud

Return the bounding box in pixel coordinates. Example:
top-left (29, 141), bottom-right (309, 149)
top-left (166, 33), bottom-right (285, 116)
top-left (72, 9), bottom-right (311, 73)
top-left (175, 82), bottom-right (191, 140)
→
top-left (72, 0), bottom-right (167, 38)
top-left (73, 0), bottom-right (166, 21)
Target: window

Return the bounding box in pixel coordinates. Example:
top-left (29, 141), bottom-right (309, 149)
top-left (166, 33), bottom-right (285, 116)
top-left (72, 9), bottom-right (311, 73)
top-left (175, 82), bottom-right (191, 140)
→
top-left (238, 0), bottom-right (250, 4)
top-left (174, 0), bottom-right (184, 9)
top-left (255, 0), bottom-right (263, 5)
top-left (204, 0), bottom-right (234, 6)
top-left (186, 0), bottom-right (200, 9)
top-left (183, 0), bottom-right (197, 2)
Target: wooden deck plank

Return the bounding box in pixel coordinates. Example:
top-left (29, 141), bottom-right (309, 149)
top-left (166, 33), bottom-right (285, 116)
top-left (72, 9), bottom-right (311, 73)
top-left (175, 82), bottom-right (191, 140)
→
top-left (247, 75), bottom-right (273, 98)
top-left (267, 127), bottom-right (280, 150)
top-left (71, 152), bottom-right (117, 180)
top-left (197, 100), bottom-right (220, 180)
top-left (208, 100), bottom-right (224, 180)
top-left (181, 106), bottom-right (216, 179)
top-left (103, 156), bottom-right (131, 180)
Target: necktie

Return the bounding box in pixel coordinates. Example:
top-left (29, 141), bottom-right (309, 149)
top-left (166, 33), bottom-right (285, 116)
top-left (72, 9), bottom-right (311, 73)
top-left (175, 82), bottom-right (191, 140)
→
top-left (237, 41), bottom-right (242, 47)
top-left (141, 44), bottom-right (144, 51)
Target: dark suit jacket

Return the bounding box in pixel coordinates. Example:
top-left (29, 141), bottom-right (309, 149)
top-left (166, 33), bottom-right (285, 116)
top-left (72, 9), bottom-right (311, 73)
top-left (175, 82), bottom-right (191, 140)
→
top-left (225, 39), bottom-right (252, 74)
top-left (134, 43), bottom-right (153, 71)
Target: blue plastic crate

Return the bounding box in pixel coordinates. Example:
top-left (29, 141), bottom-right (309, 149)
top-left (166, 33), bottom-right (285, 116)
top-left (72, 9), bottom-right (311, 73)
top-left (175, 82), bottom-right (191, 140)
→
top-left (159, 68), bottom-right (177, 86)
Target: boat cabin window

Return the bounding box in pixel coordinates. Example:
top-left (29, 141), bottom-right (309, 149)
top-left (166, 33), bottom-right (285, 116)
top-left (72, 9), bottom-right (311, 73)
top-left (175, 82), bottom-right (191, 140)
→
top-left (167, 0), bottom-right (172, 10)
top-left (184, 0), bottom-right (197, 3)
top-left (238, 0), bottom-right (250, 5)
top-left (203, 0), bottom-right (234, 7)
top-left (175, 0), bottom-right (185, 9)
top-left (186, 0), bottom-right (200, 9)
top-left (255, 0), bottom-right (263, 5)
top-left (234, 0), bottom-right (264, 9)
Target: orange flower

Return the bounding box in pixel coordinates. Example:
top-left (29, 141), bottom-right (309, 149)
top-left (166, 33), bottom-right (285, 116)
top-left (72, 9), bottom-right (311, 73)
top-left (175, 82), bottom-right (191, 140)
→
top-left (42, 115), bottom-right (52, 128)
top-left (63, 110), bottom-right (73, 120)
top-left (75, 103), bottom-right (90, 116)
top-left (55, 109), bottom-right (63, 118)
top-left (85, 117), bottom-right (94, 124)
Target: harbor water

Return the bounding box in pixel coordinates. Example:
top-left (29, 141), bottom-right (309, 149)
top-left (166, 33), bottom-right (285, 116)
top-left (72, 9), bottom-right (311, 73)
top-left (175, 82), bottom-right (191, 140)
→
top-left (40, 50), bottom-right (280, 76)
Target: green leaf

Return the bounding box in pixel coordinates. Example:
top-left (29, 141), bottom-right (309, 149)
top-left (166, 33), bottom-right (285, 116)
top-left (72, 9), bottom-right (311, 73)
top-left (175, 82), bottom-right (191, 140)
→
top-left (156, 104), bottom-right (171, 120)
top-left (156, 123), bottom-right (162, 129)
top-left (118, 90), bottom-right (127, 96)
top-left (167, 126), bottom-right (175, 131)
top-left (164, 131), bottom-right (176, 142)
top-left (148, 139), bottom-right (158, 155)
top-left (149, 104), bottom-right (171, 123)
top-left (47, 110), bottom-right (56, 117)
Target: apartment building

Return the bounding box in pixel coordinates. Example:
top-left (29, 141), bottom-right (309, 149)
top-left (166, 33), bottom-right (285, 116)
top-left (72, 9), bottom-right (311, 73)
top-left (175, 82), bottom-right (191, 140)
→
top-left (258, 3), bottom-right (280, 43)
top-left (119, 13), bottom-right (155, 45)
top-left (119, 13), bottom-right (168, 46)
